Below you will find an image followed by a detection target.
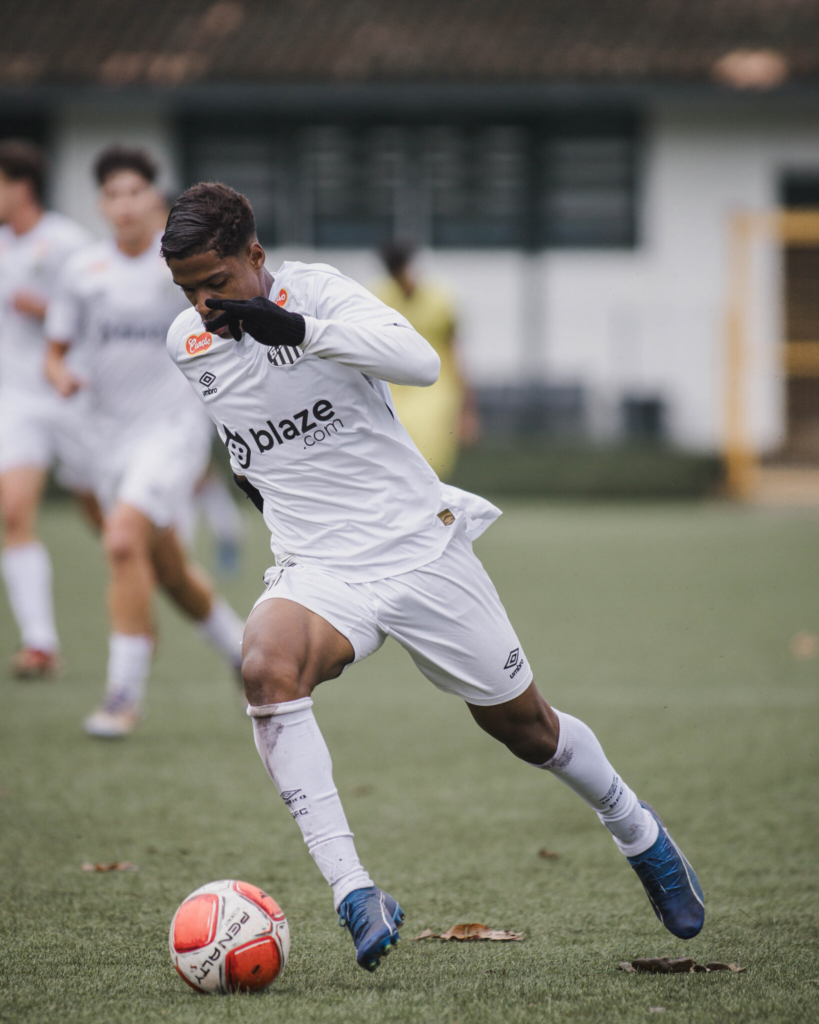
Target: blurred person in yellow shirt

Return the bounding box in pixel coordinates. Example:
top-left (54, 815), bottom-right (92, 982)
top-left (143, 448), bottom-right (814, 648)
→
top-left (371, 243), bottom-right (477, 480)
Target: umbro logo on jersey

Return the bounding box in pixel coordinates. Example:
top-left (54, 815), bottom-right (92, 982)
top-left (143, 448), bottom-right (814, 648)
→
top-left (221, 399), bottom-right (341, 469)
top-left (199, 370), bottom-right (217, 395)
top-left (186, 331), bottom-right (213, 357)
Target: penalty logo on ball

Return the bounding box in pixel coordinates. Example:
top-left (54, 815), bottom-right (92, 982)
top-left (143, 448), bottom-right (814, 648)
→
top-left (169, 879), bottom-right (290, 994)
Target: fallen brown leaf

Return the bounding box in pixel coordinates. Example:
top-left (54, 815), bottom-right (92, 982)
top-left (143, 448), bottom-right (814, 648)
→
top-left (80, 861), bottom-right (138, 873)
top-left (618, 957), bottom-right (745, 974)
top-left (791, 631), bottom-right (818, 659)
top-left (441, 923), bottom-right (523, 942)
top-left (538, 848), bottom-right (560, 860)
top-left (414, 923), bottom-right (523, 942)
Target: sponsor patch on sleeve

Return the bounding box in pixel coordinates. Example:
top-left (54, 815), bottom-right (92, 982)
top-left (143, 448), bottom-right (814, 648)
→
top-left (275, 288), bottom-right (288, 307)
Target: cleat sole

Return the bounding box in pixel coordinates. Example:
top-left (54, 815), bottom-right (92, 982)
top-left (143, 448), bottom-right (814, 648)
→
top-left (360, 906), bottom-right (404, 971)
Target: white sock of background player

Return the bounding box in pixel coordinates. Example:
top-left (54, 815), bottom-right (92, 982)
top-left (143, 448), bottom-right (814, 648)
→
top-left (198, 597), bottom-right (244, 671)
top-left (535, 709), bottom-right (659, 856)
top-left (250, 698), bottom-right (374, 909)
top-left (1, 542), bottom-right (60, 653)
top-left (105, 633), bottom-right (153, 709)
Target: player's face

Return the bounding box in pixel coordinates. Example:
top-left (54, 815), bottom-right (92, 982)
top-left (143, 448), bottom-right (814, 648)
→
top-left (99, 170), bottom-right (158, 238)
top-left (0, 172), bottom-right (29, 222)
top-left (168, 242), bottom-right (268, 335)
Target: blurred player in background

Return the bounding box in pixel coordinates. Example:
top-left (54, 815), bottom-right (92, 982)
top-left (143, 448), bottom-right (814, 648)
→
top-left (370, 243), bottom-right (478, 480)
top-left (0, 139), bottom-right (98, 679)
top-left (44, 148), bottom-right (244, 737)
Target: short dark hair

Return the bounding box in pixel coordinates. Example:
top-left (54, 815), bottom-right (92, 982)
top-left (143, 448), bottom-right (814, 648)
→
top-left (381, 241), bottom-right (415, 277)
top-left (94, 146), bottom-right (158, 187)
top-left (0, 139), bottom-right (45, 203)
top-left (160, 182), bottom-right (256, 262)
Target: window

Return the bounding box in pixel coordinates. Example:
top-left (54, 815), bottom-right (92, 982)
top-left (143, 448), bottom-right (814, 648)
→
top-left (182, 113), bottom-right (638, 249)
top-left (782, 173), bottom-right (819, 208)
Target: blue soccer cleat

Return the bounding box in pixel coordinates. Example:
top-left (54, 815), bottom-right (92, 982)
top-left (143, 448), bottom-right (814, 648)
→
top-left (338, 886), bottom-right (404, 971)
top-left (628, 801), bottom-right (705, 940)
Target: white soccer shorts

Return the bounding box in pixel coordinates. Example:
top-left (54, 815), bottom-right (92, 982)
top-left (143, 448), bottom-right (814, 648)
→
top-left (96, 409), bottom-right (211, 530)
top-left (0, 393), bottom-right (96, 491)
top-left (252, 530), bottom-right (533, 706)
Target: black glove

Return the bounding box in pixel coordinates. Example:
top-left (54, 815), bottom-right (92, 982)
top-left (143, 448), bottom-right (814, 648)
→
top-left (232, 473), bottom-right (264, 514)
top-left (204, 296), bottom-right (306, 348)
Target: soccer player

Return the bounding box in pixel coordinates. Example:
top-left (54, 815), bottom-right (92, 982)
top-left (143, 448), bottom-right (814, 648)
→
top-left (44, 149), bottom-right (245, 737)
top-left (161, 183), bottom-right (704, 971)
top-left (370, 242), bottom-right (478, 480)
top-left (0, 139), bottom-right (98, 678)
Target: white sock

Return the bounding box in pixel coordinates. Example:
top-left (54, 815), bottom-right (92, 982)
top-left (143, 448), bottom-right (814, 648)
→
top-left (197, 474), bottom-right (243, 544)
top-left (105, 633), bottom-right (153, 708)
top-left (198, 597), bottom-right (244, 670)
top-left (1, 542), bottom-right (59, 652)
top-left (536, 709), bottom-right (659, 857)
top-left (250, 697), bottom-right (374, 909)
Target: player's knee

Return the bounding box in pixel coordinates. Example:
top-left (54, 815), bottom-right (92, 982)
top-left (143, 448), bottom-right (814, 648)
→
top-left (103, 526), bottom-right (145, 567)
top-left (1, 498), bottom-right (31, 542)
top-left (241, 644), bottom-right (309, 705)
top-left (470, 687), bottom-right (559, 764)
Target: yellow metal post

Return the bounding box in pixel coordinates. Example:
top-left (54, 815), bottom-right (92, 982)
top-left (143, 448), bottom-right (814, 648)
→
top-left (724, 212), bottom-right (755, 498)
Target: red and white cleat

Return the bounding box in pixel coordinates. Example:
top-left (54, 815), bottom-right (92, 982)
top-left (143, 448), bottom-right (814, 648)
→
top-left (84, 697), bottom-right (141, 738)
top-left (11, 648), bottom-right (61, 680)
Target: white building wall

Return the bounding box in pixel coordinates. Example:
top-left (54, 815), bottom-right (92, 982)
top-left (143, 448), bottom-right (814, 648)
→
top-left (50, 105), bottom-right (181, 239)
top-left (50, 101), bottom-right (819, 454)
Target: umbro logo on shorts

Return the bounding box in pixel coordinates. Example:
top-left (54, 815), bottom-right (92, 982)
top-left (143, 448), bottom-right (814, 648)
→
top-left (199, 370), bottom-right (217, 396)
top-left (505, 647), bottom-right (525, 679)
top-left (221, 399), bottom-right (341, 469)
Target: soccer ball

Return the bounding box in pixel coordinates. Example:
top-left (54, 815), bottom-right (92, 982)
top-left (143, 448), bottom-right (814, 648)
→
top-left (169, 879), bottom-right (290, 994)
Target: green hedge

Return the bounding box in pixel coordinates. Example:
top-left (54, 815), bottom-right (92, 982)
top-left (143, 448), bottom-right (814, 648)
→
top-left (448, 443), bottom-right (723, 498)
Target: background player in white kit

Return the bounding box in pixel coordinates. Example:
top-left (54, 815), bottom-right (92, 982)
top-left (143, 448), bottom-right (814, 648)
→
top-left (45, 149), bottom-right (245, 737)
top-left (0, 140), bottom-right (98, 678)
top-left (161, 182), bottom-right (705, 971)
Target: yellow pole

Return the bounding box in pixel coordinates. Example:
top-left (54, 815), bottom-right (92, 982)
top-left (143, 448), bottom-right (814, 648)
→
top-left (724, 212), bottom-right (755, 498)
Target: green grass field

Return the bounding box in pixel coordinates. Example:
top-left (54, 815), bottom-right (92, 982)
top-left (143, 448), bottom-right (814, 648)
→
top-left (1, 500), bottom-right (818, 1024)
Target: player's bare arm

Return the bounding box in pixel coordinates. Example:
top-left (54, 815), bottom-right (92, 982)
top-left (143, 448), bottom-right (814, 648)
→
top-left (44, 340), bottom-right (83, 397)
top-left (12, 290), bottom-right (48, 321)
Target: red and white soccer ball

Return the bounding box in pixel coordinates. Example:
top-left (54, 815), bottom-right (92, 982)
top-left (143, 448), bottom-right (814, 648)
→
top-left (169, 879), bottom-right (290, 994)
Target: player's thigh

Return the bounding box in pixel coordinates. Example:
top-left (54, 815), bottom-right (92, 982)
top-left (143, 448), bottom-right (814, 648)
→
top-left (0, 465), bottom-right (48, 538)
top-left (378, 533), bottom-right (533, 707)
top-left (242, 597), bottom-right (356, 704)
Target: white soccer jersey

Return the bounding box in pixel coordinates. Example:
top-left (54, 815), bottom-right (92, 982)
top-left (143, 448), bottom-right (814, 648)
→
top-left (0, 212), bottom-right (91, 399)
top-left (167, 261), bottom-right (500, 582)
top-left (46, 233), bottom-right (200, 437)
